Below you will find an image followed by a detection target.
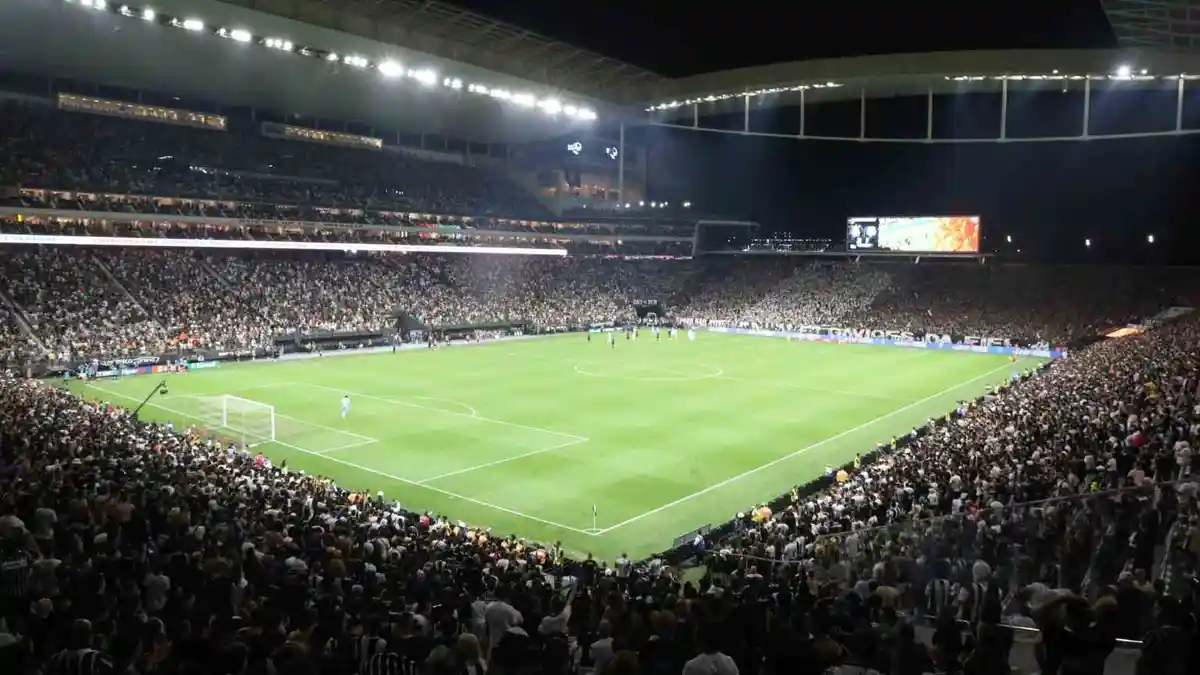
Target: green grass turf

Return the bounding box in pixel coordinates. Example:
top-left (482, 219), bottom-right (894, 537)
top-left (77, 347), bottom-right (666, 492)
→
top-left (68, 333), bottom-right (1042, 562)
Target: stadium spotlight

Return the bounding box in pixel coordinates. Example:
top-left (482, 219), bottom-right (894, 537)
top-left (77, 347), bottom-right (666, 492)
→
top-left (577, 108), bottom-right (598, 120)
top-left (1147, 234), bottom-right (1155, 243)
top-left (411, 69), bottom-right (437, 86)
top-left (638, 201), bottom-right (645, 207)
top-left (1085, 238), bottom-right (1092, 247)
top-left (539, 98), bottom-right (563, 114)
top-left (229, 29), bottom-right (253, 43)
top-left (377, 60), bottom-right (403, 77)
top-left (326, 53), bottom-right (339, 62)
top-left (683, 201), bottom-right (692, 208)
top-left (182, 19), bottom-right (205, 32)
top-left (142, 7), bottom-right (155, 21)
top-left (1006, 235), bottom-right (1012, 243)
top-left (1115, 64), bottom-right (1132, 78)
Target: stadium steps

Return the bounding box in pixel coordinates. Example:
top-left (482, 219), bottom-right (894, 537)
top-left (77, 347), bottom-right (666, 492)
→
top-left (198, 256), bottom-right (236, 292)
top-left (0, 286), bottom-right (47, 352)
top-left (90, 253), bottom-right (168, 334)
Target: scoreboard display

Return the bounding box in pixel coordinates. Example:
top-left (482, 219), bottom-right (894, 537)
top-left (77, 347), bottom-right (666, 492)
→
top-left (847, 216), bottom-right (981, 253)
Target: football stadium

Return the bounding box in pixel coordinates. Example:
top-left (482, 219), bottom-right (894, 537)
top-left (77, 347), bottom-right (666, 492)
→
top-left (1, 1), bottom-right (1199, 674)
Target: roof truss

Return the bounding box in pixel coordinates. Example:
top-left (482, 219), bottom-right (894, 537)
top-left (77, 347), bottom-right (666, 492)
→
top-left (1102, 0), bottom-right (1200, 48)
top-left (308, 0), bottom-right (668, 99)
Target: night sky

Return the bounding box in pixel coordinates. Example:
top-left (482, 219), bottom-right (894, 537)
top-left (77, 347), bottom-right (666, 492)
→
top-left (446, 0), bottom-right (1200, 264)
top-left (447, 0), bottom-right (1117, 77)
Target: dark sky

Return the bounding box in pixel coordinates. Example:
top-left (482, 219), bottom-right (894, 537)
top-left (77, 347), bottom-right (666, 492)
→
top-left (447, 0), bottom-right (1117, 78)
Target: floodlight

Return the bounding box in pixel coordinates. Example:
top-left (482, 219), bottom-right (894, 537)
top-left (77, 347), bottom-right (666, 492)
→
top-left (1115, 64), bottom-right (1131, 78)
top-left (411, 69), bottom-right (437, 86)
top-left (229, 29), bottom-right (252, 43)
top-left (142, 8), bottom-right (155, 21)
top-left (182, 19), bottom-right (204, 32)
top-left (377, 60), bottom-right (403, 77)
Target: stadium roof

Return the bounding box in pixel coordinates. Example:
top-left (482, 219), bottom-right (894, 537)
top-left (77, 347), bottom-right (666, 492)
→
top-left (224, 0), bottom-right (671, 100)
top-left (640, 48), bottom-right (1200, 117)
top-left (1102, 0), bottom-right (1200, 48)
top-left (0, 0), bottom-right (634, 143)
top-left (8, 0), bottom-right (1200, 142)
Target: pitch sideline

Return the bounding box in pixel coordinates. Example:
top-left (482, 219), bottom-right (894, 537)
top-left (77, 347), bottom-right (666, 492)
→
top-left (79, 383), bottom-right (598, 540)
top-left (593, 361), bottom-right (1018, 535)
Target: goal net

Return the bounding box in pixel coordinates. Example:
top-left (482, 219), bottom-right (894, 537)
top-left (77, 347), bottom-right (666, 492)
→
top-left (194, 395), bottom-right (276, 447)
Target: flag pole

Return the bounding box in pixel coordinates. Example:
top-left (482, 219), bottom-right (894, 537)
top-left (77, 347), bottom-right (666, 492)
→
top-left (592, 504), bottom-right (597, 532)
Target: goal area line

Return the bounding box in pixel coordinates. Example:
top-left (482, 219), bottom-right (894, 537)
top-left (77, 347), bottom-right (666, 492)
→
top-left (77, 382), bottom-right (598, 543)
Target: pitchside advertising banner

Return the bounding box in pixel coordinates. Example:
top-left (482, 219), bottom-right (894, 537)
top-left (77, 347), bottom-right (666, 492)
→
top-left (72, 355), bottom-right (219, 379)
top-left (689, 322), bottom-right (1066, 358)
top-left (847, 216), bottom-right (981, 254)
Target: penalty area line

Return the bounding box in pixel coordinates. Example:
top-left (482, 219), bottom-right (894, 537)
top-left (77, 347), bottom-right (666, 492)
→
top-left (416, 437), bottom-right (590, 484)
top-left (81, 383), bottom-right (598, 537)
top-left (593, 361), bottom-right (1017, 536)
top-left (297, 382), bottom-right (590, 443)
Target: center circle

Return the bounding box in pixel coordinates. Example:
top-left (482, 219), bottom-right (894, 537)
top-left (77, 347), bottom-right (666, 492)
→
top-left (572, 362), bottom-right (725, 382)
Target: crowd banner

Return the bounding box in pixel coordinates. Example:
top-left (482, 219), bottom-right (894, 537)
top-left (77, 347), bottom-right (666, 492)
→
top-left (699, 324), bottom-right (1067, 359)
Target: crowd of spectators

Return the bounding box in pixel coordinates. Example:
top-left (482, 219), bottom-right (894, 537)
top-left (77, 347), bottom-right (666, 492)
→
top-left (0, 247), bottom-right (687, 362)
top-left (4, 246), bottom-right (1200, 364)
top-left (0, 101), bottom-right (550, 219)
top-left (3, 90), bottom-right (1200, 675)
top-left (2, 273), bottom-right (1198, 675)
top-left (675, 259), bottom-right (1200, 345)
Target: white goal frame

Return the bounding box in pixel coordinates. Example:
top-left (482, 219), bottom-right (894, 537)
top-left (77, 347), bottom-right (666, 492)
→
top-left (212, 395), bottom-right (277, 448)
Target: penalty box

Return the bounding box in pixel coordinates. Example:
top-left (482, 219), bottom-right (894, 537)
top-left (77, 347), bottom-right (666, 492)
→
top-left (286, 382), bottom-right (591, 484)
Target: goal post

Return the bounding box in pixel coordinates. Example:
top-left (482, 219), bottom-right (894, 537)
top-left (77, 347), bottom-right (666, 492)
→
top-left (195, 395), bottom-right (276, 448)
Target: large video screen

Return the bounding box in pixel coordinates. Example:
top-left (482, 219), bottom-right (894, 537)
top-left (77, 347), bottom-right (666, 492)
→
top-left (847, 216), bottom-right (981, 253)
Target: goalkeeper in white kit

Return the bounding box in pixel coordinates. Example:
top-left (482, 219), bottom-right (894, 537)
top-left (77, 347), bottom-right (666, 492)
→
top-left (341, 395), bottom-right (351, 419)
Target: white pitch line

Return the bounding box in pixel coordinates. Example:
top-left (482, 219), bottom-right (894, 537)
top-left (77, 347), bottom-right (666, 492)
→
top-left (81, 384), bottom-right (597, 536)
top-left (312, 437), bottom-right (381, 455)
top-left (416, 437), bottom-right (590, 484)
top-left (710, 375), bottom-right (905, 402)
top-left (298, 382), bottom-right (589, 442)
top-left (509, 351), bottom-right (903, 401)
top-left (594, 361), bottom-right (1017, 535)
top-left (168, 393), bottom-right (377, 443)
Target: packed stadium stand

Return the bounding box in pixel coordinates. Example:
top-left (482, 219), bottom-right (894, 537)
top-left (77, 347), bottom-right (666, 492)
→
top-left (2, 2), bottom-right (1200, 675)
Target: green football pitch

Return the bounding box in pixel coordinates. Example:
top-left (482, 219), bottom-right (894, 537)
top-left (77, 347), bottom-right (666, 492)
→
top-left (70, 333), bottom-right (1038, 561)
